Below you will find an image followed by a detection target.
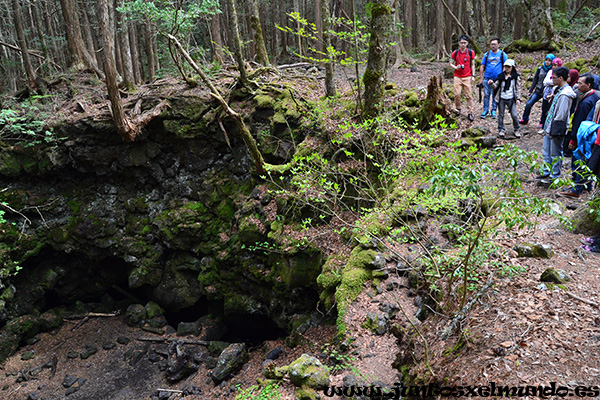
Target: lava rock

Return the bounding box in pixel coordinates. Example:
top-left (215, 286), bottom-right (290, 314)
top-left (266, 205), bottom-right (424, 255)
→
top-left (102, 342), bottom-right (116, 350)
top-left (378, 302), bottom-right (399, 319)
top-left (177, 321), bottom-right (201, 337)
top-left (210, 343), bottom-right (248, 384)
top-left (540, 268), bottom-right (571, 284)
top-left (116, 336), bottom-right (130, 345)
top-left (80, 344), bottom-right (98, 360)
top-left (287, 354), bottom-right (330, 389)
top-left (62, 375), bottom-right (78, 388)
top-left (65, 387), bottom-right (80, 396)
top-left (125, 304), bottom-right (147, 326)
top-left (265, 347), bottom-right (282, 361)
top-left (514, 243), bottom-right (554, 258)
top-left (362, 312), bottom-right (390, 335)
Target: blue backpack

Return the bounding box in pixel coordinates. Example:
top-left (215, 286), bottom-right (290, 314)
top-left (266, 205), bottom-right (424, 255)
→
top-left (574, 121), bottom-right (600, 162)
top-left (591, 74), bottom-right (600, 90)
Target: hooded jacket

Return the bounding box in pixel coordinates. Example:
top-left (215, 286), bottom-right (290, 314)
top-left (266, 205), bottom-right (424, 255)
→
top-left (530, 54), bottom-right (555, 96)
top-left (570, 89), bottom-right (600, 142)
top-left (543, 84), bottom-right (577, 136)
top-left (491, 69), bottom-right (520, 102)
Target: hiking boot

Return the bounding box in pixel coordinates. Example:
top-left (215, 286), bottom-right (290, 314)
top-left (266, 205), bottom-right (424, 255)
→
top-left (468, 113), bottom-right (474, 121)
top-left (480, 110), bottom-right (489, 119)
top-left (491, 110), bottom-right (497, 119)
top-left (514, 130), bottom-right (522, 138)
top-left (581, 235), bottom-right (600, 245)
top-left (558, 190), bottom-right (579, 198)
top-left (498, 130), bottom-right (505, 138)
top-left (581, 244), bottom-right (600, 253)
top-left (519, 119), bottom-right (528, 125)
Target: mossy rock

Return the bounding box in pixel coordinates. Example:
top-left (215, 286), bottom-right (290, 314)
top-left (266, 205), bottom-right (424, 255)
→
top-left (125, 304), bottom-right (147, 326)
top-left (513, 243), bottom-right (554, 258)
top-left (238, 214), bottom-right (267, 245)
top-left (361, 312), bottom-right (390, 335)
top-left (571, 203), bottom-right (600, 234)
top-left (540, 268), bottom-right (571, 284)
top-left (144, 302), bottom-right (164, 319)
top-left (295, 386), bottom-right (320, 400)
top-left (210, 343), bottom-right (249, 383)
top-left (254, 94), bottom-right (275, 109)
top-left (403, 91), bottom-right (420, 107)
top-left (288, 354), bottom-right (330, 389)
top-left (462, 126), bottom-right (491, 138)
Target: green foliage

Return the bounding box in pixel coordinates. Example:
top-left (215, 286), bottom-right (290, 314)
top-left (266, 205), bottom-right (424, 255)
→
top-left (0, 101), bottom-right (63, 147)
top-left (234, 381), bottom-right (282, 400)
top-left (552, 7), bottom-right (600, 40)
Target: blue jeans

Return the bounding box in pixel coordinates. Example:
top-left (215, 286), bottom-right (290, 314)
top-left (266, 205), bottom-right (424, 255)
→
top-left (542, 135), bottom-right (564, 178)
top-left (482, 80), bottom-right (497, 113)
top-left (521, 92), bottom-right (541, 123)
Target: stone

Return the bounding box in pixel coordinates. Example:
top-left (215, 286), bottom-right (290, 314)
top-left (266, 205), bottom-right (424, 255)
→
top-left (210, 343), bottom-right (249, 384)
top-left (514, 243), bottom-right (554, 258)
top-left (368, 254), bottom-right (387, 270)
top-left (125, 304), bottom-right (147, 326)
top-left (265, 347), bottom-right (283, 361)
top-left (378, 302), bottom-right (399, 319)
top-left (540, 268), bottom-right (571, 284)
top-left (362, 312), bottom-right (390, 335)
top-left (295, 386), bottom-right (320, 400)
top-left (116, 336), bottom-right (130, 345)
top-left (62, 375), bottom-right (78, 388)
top-left (102, 342), bottom-right (116, 350)
top-left (80, 344), bottom-right (98, 360)
top-left (288, 354), bottom-right (330, 390)
top-left (66, 351), bottom-right (78, 359)
top-left (27, 393), bottom-right (40, 400)
top-left (177, 321), bottom-right (201, 337)
top-left (145, 301), bottom-right (164, 319)
top-left (208, 341), bottom-right (230, 357)
top-left (65, 387), bottom-right (80, 396)
top-left (21, 351), bottom-right (35, 360)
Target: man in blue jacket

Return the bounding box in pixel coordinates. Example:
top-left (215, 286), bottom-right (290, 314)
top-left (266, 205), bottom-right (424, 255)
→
top-left (478, 38), bottom-right (507, 119)
top-left (561, 74), bottom-right (600, 197)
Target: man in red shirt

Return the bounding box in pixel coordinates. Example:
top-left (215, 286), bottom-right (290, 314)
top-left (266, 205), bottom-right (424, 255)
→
top-left (450, 35), bottom-right (476, 121)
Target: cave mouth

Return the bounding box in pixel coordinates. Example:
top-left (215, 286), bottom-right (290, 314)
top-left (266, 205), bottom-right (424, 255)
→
top-left (16, 247), bottom-right (290, 347)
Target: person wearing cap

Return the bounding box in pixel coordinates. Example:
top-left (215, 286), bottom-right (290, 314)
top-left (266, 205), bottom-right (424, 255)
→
top-left (450, 35), bottom-right (476, 121)
top-left (489, 59), bottom-right (521, 138)
top-left (520, 54), bottom-right (555, 126)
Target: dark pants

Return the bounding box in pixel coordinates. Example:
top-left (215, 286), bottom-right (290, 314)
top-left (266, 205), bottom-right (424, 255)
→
top-left (540, 98), bottom-right (551, 127)
top-left (521, 91), bottom-right (542, 123)
top-left (497, 98), bottom-right (519, 132)
top-left (571, 156), bottom-right (593, 194)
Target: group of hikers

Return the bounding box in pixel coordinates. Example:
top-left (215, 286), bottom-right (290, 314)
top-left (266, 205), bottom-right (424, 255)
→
top-left (450, 35), bottom-right (600, 253)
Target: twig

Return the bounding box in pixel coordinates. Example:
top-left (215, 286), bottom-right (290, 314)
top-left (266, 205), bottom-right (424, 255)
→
top-left (566, 291), bottom-right (599, 308)
top-left (64, 312), bottom-right (120, 320)
top-left (157, 389), bottom-right (183, 394)
top-left (587, 21), bottom-right (600, 39)
top-left (137, 337), bottom-right (209, 346)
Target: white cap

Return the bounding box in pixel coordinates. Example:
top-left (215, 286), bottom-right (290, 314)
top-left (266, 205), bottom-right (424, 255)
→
top-left (504, 59), bottom-right (515, 67)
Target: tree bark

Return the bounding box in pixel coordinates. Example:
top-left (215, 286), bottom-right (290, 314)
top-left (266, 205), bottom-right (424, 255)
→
top-left (80, 2), bottom-right (98, 66)
top-left (249, 0), bottom-right (270, 65)
top-left (11, 0), bottom-right (36, 90)
top-left (129, 22), bottom-right (142, 83)
top-left (315, 0), bottom-right (323, 53)
top-left (144, 20), bottom-right (156, 79)
top-left (225, 0), bottom-right (249, 86)
top-left (32, 1), bottom-right (52, 69)
top-left (293, 0), bottom-right (303, 56)
top-left (363, 1), bottom-right (391, 119)
top-left (403, 0), bottom-right (413, 51)
top-left (435, 0), bottom-right (447, 60)
top-left (116, 0), bottom-right (135, 89)
top-left (97, 0), bottom-right (135, 141)
top-left (58, 0), bottom-right (103, 77)
top-left (321, 0), bottom-right (335, 97)
top-left (210, 12), bottom-right (225, 64)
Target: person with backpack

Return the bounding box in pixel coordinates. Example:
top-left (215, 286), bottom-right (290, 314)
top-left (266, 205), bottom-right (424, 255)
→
top-left (489, 59), bottom-right (521, 138)
top-left (478, 38), bottom-right (508, 119)
top-left (520, 54), bottom-right (555, 126)
top-left (537, 67), bottom-right (577, 184)
top-left (450, 35), bottom-right (476, 121)
top-left (538, 57), bottom-right (564, 133)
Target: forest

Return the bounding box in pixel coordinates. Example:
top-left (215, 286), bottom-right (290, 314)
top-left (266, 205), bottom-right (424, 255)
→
top-left (0, 1), bottom-right (599, 400)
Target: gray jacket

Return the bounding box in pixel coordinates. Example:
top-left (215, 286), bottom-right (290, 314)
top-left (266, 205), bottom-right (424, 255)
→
top-left (543, 84), bottom-right (577, 135)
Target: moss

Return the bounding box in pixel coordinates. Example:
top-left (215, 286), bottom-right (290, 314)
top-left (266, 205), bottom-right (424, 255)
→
top-left (369, 3), bottom-right (391, 18)
top-left (271, 112), bottom-right (287, 126)
top-left (363, 68), bottom-right (382, 86)
top-left (254, 94), bottom-right (275, 109)
top-left (403, 91), bottom-right (420, 107)
top-left (215, 198), bottom-right (236, 221)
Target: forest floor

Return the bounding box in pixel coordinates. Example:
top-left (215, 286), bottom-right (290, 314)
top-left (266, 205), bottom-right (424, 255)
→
top-left (1, 43), bottom-right (600, 400)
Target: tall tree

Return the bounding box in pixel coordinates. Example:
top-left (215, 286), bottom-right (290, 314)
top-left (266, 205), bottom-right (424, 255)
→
top-left (225, 0), bottom-right (249, 86)
top-left (210, 12), bottom-right (225, 64)
top-left (144, 19), bottom-right (156, 79)
top-left (58, 0), bottom-right (103, 77)
top-left (249, 0), bottom-right (270, 65)
top-left (11, 0), bottom-right (35, 89)
top-left (321, 0), bottom-right (335, 97)
top-left (97, 0), bottom-right (134, 141)
top-left (363, 0), bottom-right (390, 119)
top-left (116, 0), bottom-right (135, 89)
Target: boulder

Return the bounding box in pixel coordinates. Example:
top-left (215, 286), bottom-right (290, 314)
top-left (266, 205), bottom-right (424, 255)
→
top-left (540, 268), bottom-right (571, 284)
top-left (210, 343), bottom-right (249, 384)
top-left (514, 243), bottom-right (554, 258)
top-left (288, 354), bottom-right (330, 390)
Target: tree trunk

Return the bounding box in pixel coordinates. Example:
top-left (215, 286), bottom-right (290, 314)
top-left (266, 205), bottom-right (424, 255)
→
top-left (97, 0), bottom-right (135, 142)
top-left (59, 0), bottom-right (103, 77)
top-left (32, 1), bottom-right (52, 69)
top-left (280, 2), bottom-right (288, 58)
top-left (270, 5), bottom-right (279, 65)
top-left (322, 0), bottom-right (335, 97)
top-left (465, 0), bottom-right (477, 39)
top-left (225, 0), bottom-right (249, 86)
top-left (116, 0), bottom-right (135, 89)
top-left (435, 0), bottom-right (447, 60)
top-left (293, 0), bottom-right (303, 56)
top-left (144, 20), bottom-right (156, 79)
top-left (513, 1), bottom-right (523, 39)
top-left (480, 0), bottom-right (490, 44)
top-left (129, 22), bottom-right (142, 83)
top-left (249, 0), bottom-right (270, 65)
top-left (363, 1), bottom-right (391, 119)
top-left (210, 13), bottom-right (225, 64)
top-left (12, 0), bottom-right (36, 90)
top-left (403, 0), bottom-right (413, 51)
top-left (80, 3), bottom-right (98, 66)
top-left (315, 0), bottom-right (323, 53)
